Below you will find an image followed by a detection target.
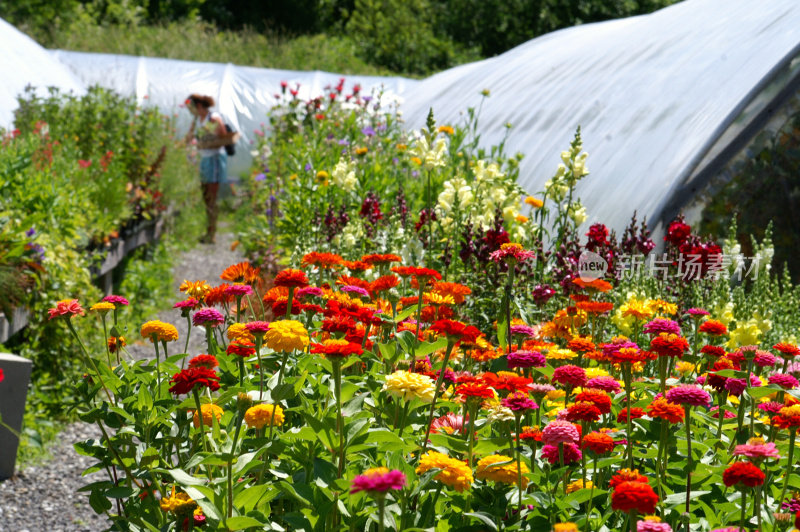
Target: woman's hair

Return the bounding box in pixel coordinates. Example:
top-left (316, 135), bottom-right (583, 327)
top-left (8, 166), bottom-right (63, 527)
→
top-left (187, 94), bottom-right (215, 108)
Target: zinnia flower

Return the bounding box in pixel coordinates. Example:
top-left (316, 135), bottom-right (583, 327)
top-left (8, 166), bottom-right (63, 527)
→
top-left (501, 392), bottom-right (539, 412)
top-left (699, 320), bottom-right (728, 336)
top-left (574, 389), bottom-right (612, 414)
top-left (220, 261), bottom-right (260, 283)
top-left (733, 437), bottom-right (780, 461)
top-left (769, 373), bottom-right (799, 390)
top-left (617, 408), bottom-right (646, 423)
top-left (264, 320), bottom-right (309, 351)
top-left (542, 420), bottom-right (579, 445)
top-left (141, 320), bottom-right (179, 342)
top-left (415, 451), bottom-right (473, 492)
top-left (643, 318), bottom-right (681, 336)
top-left (665, 385), bottom-right (711, 407)
top-left (586, 376), bottom-right (621, 393)
top-left (475, 455), bottom-right (529, 487)
top-left (383, 370), bottom-right (436, 402)
top-left (582, 431), bottom-right (616, 454)
top-left (650, 333), bottom-right (689, 358)
top-left (89, 302), bottom-right (115, 313)
top-left (102, 295), bottom-right (129, 306)
top-left (179, 280), bottom-right (211, 301)
top-left (456, 383), bottom-right (495, 400)
top-left (192, 307), bottom-right (225, 327)
top-left (507, 351), bottom-right (546, 368)
top-left (647, 397), bottom-right (685, 423)
top-left (541, 443), bottom-right (581, 465)
top-left (160, 486), bottom-right (197, 515)
top-left (48, 299), bottom-right (85, 320)
top-left (350, 467), bottom-right (407, 495)
top-left (637, 518), bottom-right (673, 532)
top-left (722, 461), bottom-right (765, 488)
top-left (227, 322), bottom-right (255, 342)
top-left (273, 268), bottom-right (309, 288)
top-left (431, 413), bottom-right (468, 435)
top-left (192, 403), bottom-right (223, 428)
top-left (169, 367), bottom-right (220, 395)
top-left (611, 481), bottom-right (659, 514)
top-left (244, 404), bottom-right (285, 428)
top-left (188, 354), bottom-right (218, 369)
top-left (226, 339), bottom-right (256, 357)
top-left (552, 365), bottom-right (587, 388)
top-left (428, 319), bottom-right (481, 343)
top-left (311, 338), bottom-right (363, 359)
top-left (564, 401), bottom-right (602, 423)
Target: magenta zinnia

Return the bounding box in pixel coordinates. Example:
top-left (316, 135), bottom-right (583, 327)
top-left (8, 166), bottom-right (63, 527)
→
top-left (350, 468), bottom-right (407, 495)
top-left (192, 307), bottom-right (225, 327)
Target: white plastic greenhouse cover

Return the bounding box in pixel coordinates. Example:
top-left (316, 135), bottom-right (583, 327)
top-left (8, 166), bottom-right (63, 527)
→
top-left (0, 18), bottom-right (85, 128)
top-left (50, 50), bottom-right (420, 177)
top-left (401, 0), bottom-right (800, 234)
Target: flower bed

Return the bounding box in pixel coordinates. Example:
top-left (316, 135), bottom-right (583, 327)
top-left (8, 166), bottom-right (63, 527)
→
top-left (41, 81), bottom-right (800, 531)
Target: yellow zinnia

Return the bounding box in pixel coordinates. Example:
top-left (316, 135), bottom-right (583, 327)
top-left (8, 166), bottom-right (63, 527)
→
top-left (475, 455), bottom-right (529, 488)
top-left (566, 479), bottom-right (593, 493)
top-left (244, 404), bottom-right (285, 429)
top-left (141, 320), bottom-right (179, 342)
top-left (159, 486), bottom-right (197, 515)
top-left (263, 320), bottom-right (309, 352)
top-left (524, 196), bottom-right (544, 208)
top-left (192, 403), bottom-right (224, 428)
top-left (383, 370), bottom-right (436, 402)
top-left (227, 322), bottom-right (255, 342)
top-left (179, 279), bottom-right (211, 301)
top-left (415, 451), bottom-right (473, 492)
top-left (90, 302), bottom-right (115, 313)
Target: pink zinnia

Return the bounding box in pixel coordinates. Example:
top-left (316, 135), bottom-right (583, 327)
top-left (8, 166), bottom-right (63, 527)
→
top-left (638, 521), bottom-right (673, 532)
top-left (540, 442), bottom-right (581, 465)
top-left (710, 406), bottom-right (736, 419)
top-left (586, 376), bottom-right (622, 394)
top-left (489, 244), bottom-right (536, 264)
top-left (501, 393), bottom-right (539, 412)
top-left (643, 318), bottom-right (681, 336)
top-left (665, 385), bottom-right (711, 407)
top-left (47, 299), bottom-right (85, 320)
top-left (529, 383), bottom-right (555, 395)
top-left (510, 324), bottom-right (537, 338)
top-left (757, 401), bottom-right (785, 414)
top-left (725, 374), bottom-right (761, 396)
top-left (341, 285), bottom-right (370, 298)
top-left (350, 468), bottom-right (406, 494)
top-left (245, 321), bottom-right (271, 335)
top-left (507, 351), bottom-right (546, 369)
top-left (431, 413), bottom-right (468, 436)
top-left (296, 286), bottom-right (323, 299)
top-left (192, 307), bottom-right (225, 327)
top-left (173, 298), bottom-right (200, 309)
top-left (225, 284), bottom-right (253, 296)
top-left (754, 350), bottom-right (778, 368)
top-left (769, 373), bottom-right (799, 390)
top-left (542, 420), bottom-right (579, 445)
top-left (552, 364), bottom-right (587, 388)
top-left (686, 308), bottom-right (709, 317)
top-left (733, 440), bottom-right (780, 460)
top-left (103, 295), bottom-right (130, 306)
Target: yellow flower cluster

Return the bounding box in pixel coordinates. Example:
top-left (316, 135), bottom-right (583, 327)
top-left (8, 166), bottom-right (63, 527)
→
top-left (244, 404), bottom-right (285, 429)
top-left (553, 523), bottom-right (578, 532)
top-left (415, 451), bottom-right (473, 492)
top-left (383, 370), bottom-right (436, 403)
top-left (264, 320), bottom-right (309, 352)
top-left (193, 403), bottom-right (224, 429)
top-left (546, 348), bottom-right (577, 361)
top-left (159, 486), bottom-right (197, 515)
top-left (227, 322), bottom-right (255, 342)
top-left (141, 320), bottom-right (179, 342)
top-left (179, 279), bottom-right (211, 301)
top-left (90, 302), bottom-right (115, 313)
top-left (475, 455), bottom-right (529, 488)
top-left (566, 479), bottom-right (593, 493)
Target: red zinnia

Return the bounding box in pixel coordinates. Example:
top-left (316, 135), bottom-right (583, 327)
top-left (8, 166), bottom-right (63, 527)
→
top-left (188, 354), bottom-right (218, 369)
top-left (274, 269), bottom-right (309, 289)
top-left (456, 383), bottom-right (494, 399)
top-left (48, 299), bottom-right (85, 320)
top-left (609, 469), bottom-right (649, 488)
top-left (310, 339), bottom-right (364, 359)
top-left (574, 389), bottom-right (612, 414)
top-left (723, 461), bottom-right (765, 488)
top-left (650, 333), bottom-right (689, 358)
top-left (564, 401), bottom-right (602, 423)
top-left (611, 481), bottom-right (659, 514)
top-left (700, 345), bottom-right (727, 358)
top-left (699, 320), bottom-right (728, 336)
top-left (617, 407), bottom-right (646, 423)
top-left (168, 367), bottom-right (220, 395)
top-left (226, 340), bottom-right (256, 357)
top-left (361, 253), bottom-right (402, 265)
top-left (301, 252), bottom-right (344, 269)
top-left (370, 275), bottom-right (400, 293)
top-left (775, 343), bottom-right (800, 358)
top-left (428, 319), bottom-right (481, 344)
top-left (551, 365), bottom-right (587, 389)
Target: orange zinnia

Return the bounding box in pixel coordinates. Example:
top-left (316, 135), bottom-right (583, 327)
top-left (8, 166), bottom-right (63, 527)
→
top-left (577, 301), bottom-right (614, 315)
top-left (647, 397), bottom-right (684, 423)
top-left (361, 253), bottom-right (402, 265)
top-left (220, 261), bottom-right (260, 283)
top-left (370, 275), bottom-right (400, 293)
top-left (273, 268), bottom-right (309, 289)
top-left (572, 278), bottom-right (613, 292)
top-left (567, 336), bottom-right (596, 353)
top-left (431, 282), bottom-right (472, 304)
top-left (342, 260), bottom-right (373, 272)
top-left (203, 284), bottom-right (234, 307)
top-left (699, 319), bottom-right (728, 336)
top-left (301, 251), bottom-right (344, 269)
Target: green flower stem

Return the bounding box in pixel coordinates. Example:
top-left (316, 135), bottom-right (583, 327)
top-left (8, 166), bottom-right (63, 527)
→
top-left (413, 284), bottom-right (425, 357)
top-left (420, 341), bottom-right (456, 455)
top-left (505, 266), bottom-right (515, 355)
top-left (583, 455), bottom-right (598, 532)
top-left (151, 335), bottom-right (161, 401)
top-left (285, 286), bottom-right (295, 318)
top-left (377, 496), bottom-right (386, 532)
top-left (237, 357), bottom-right (246, 388)
top-left (778, 429), bottom-right (796, 510)
top-left (422, 485), bottom-right (443, 527)
top-left (183, 315), bottom-right (192, 356)
top-left (716, 392), bottom-right (727, 443)
top-left (466, 400), bottom-right (478, 468)
top-left (397, 400), bottom-right (410, 437)
top-left (254, 335), bottom-right (265, 398)
top-left (65, 319), bottom-right (115, 404)
top-left (95, 419), bottom-right (143, 489)
top-left (226, 410), bottom-right (244, 518)
top-left (276, 350), bottom-right (291, 388)
top-left (515, 413), bottom-right (524, 518)
top-left (754, 483), bottom-right (762, 531)
top-left (622, 364), bottom-right (634, 470)
top-left (101, 314), bottom-right (111, 365)
top-left (740, 488), bottom-right (747, 532)
top-left (656, 420), bottom-right (668, 505)
top-left (683, 405), bottom-right (693, 531)
top-left (205, 326), bottom-right (214, 353)
top-left (192, 388), bottom-right (210, 455)
top-left (332, 359), bottom-right (345, 478)
top-left (628, 510), bottom-right (636, 532)
top-left (235, 294), bottom-right (243, 322)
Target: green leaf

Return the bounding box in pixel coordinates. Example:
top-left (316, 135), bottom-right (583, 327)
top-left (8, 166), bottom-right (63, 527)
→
top-left (168, 468), bottom-right (205, 486)
top-left (225, 516), bottom-right (266, 530)
top-left (105, 486), bottom-right (134, 498)
top-left (416, 337), bottom-right (447, 357)
top-left (464, 512), bottom-right (498, 531)
top-left (235, 484), bottom-right (277, 513)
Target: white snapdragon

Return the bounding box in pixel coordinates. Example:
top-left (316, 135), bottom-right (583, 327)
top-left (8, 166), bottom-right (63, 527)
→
top-left (332, 156), bottom-right (357, 191)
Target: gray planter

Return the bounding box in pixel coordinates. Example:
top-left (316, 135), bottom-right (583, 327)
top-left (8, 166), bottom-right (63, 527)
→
top-left (0, 353), bottom-right (32, 479)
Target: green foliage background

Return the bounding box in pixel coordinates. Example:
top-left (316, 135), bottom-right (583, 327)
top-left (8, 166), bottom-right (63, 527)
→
top-left (2, 0), bottom-right (680, 75)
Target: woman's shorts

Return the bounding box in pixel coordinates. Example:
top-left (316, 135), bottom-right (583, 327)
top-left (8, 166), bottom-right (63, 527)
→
top-left (200, 153), bottom-right (228, 184)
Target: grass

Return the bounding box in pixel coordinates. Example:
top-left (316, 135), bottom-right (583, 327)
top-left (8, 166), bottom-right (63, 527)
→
top-left (25, 19), bottom-right (396, 75)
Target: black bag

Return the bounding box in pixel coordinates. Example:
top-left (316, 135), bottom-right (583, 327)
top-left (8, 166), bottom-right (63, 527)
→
top-left (224, 123), bottom-right (236, 156)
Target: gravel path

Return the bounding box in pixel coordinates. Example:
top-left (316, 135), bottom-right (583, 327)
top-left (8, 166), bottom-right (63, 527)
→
top-left (0, 224), bottom-right (244, 531)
